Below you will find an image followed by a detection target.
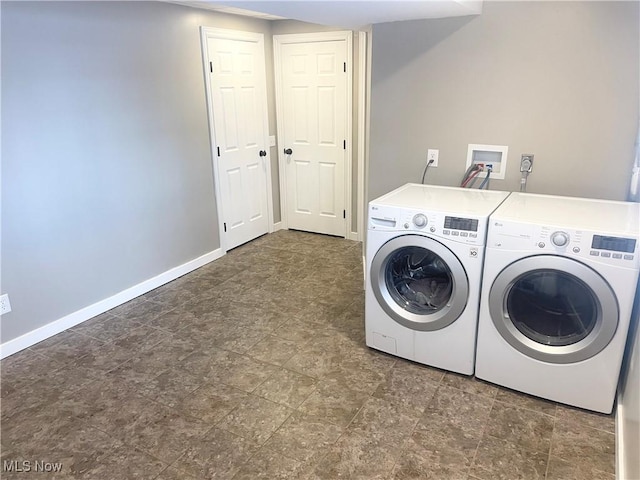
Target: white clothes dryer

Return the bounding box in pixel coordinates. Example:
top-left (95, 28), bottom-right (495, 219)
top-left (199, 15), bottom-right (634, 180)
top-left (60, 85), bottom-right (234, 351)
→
top-left (475, 192), bottom-right (640, 413)
top-left (365, 183), bottom-right (510, 374)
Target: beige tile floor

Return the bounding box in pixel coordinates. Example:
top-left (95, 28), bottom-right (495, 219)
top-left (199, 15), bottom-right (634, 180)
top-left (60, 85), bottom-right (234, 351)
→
top-left (1, 230), bottom-right (616, 479)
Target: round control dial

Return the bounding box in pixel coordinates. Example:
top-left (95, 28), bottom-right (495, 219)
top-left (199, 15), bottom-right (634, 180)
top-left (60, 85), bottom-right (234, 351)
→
top-left (412, 214), bottom-right (428, 228)
top-left (551, 231), bottom-right (570, 247)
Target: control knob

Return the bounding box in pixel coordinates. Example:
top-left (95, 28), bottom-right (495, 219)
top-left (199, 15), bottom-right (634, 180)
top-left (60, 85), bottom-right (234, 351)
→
top-left (551, 231), bottom-right (570, 247)
top-left (412, 214), bottom-right (428, 228)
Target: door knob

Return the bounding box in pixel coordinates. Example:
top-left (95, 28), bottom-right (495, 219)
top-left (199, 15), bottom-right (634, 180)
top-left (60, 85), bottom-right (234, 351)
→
top-left (284, 148), bottom-right (293, 155)
top-left (259, 150), bottom-right (267, 157)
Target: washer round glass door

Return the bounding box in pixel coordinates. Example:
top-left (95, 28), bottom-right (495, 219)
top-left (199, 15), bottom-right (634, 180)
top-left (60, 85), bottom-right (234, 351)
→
top-left (488, 255), bottom-right (619, 364)
top-left (370, 235), bottom-right (469, 331)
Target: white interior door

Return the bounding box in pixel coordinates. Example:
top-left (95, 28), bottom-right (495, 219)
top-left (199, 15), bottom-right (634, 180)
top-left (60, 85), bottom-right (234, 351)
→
top-left (203, 28), bottom-right (272, 251)
top-left (275, 33), bottom-right (351, 237)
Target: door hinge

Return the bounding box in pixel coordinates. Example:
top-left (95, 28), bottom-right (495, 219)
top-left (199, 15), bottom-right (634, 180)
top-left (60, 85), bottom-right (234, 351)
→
top-left (343, 210), bottom-right (346, 219)
top-left (343, 140), bottom-right (346, 150)
top-left (217, 146), bottom-right (221, 157)
top-left (210, 61), bottom-right (213, 73)
top-left (343, 62), bottom-right (346, 73)
top-left (223, 222), bottom-right (227, 232)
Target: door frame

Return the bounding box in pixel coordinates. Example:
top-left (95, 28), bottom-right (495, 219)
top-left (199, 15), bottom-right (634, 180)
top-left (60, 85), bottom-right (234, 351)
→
top-left (273, 31), bottom-right (353, 239)
top-left (200, 26), bottom-right (274, 253)
top-left (356, 30), bottom-right (368, 242)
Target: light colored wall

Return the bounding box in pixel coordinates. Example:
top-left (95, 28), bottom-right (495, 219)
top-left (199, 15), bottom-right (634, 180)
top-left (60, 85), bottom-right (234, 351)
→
top-left (369, 1), bottom-right (639, 201)
top-left (0, 1), bottom-right (272, 344)
top-left (618, 285), bottom-right (640, 479)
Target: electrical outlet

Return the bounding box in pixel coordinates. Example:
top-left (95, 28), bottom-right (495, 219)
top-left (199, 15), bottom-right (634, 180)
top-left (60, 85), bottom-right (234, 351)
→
top-left (427, 149), bottom-right (439, 167)
top-left (0, 294), bottom-right (11, 315)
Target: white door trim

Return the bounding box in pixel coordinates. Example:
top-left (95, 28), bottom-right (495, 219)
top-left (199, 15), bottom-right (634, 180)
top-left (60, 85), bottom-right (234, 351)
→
top-left (356, 31), bottom-right (367, 242)
top-left (273, 30), bottom-right (353, 238)
top-left (200, 26), bottom-right (274, 253)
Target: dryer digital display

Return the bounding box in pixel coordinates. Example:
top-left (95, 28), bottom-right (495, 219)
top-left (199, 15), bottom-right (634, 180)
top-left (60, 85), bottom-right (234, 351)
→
top-left (591, 235), bottom-right (636, 253)
top-left (444, 216), bottom-right (478, 232)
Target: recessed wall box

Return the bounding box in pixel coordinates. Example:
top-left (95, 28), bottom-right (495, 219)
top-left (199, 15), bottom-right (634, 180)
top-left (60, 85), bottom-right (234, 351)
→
top-left (466, 144), bottom-right (508, 180)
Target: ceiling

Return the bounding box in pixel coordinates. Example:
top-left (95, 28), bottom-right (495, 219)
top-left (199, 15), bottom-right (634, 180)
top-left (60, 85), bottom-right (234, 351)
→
top-left (170, 1), bottom-right (483, 28)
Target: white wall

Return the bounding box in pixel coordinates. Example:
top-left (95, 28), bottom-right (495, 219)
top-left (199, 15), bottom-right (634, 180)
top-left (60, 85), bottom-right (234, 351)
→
top-left (369, 1), bottom-right (639, 201)
top-left (618, 286), bottom-right (640, 479)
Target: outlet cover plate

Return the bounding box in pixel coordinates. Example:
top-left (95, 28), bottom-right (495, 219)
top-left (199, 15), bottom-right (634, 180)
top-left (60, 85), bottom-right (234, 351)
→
top-left (427, 149), bottom-right (439, 167)
top-left (0, 294), bottom-right (11, 315)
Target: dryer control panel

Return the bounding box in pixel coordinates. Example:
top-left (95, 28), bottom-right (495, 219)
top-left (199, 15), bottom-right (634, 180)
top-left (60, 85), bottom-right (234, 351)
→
top-left (488, 220), bottom-right (640, 268)
top-left (369, 204), bottom-right (488, 246)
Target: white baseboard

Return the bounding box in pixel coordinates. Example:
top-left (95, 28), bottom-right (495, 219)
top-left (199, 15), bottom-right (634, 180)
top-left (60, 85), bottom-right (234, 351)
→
top-left (272, 221), bottom-right (283, 232)
top-left (616, 401), bottom-right (624, 480)
top-left (616, 402), bottom-right (640, 480)
top-left (348, 230), bottom-right (360, 241)
top-left (0, 248), bottom-right (224, 359)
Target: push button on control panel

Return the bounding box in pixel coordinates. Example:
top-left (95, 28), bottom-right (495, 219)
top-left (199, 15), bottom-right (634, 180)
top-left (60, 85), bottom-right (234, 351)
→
top-left (590, 251), bottom-right (599, 256)
top-left (613, 253), bottom-right (623, 259)
top-left (624, 255), bottom-right (634, 260)
top-left (601, 252), bottom-right (611, 258)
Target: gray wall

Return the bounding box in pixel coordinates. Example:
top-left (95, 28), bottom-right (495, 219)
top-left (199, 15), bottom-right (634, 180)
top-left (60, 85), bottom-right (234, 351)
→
top-left (0, 1), bottom-right (273, 343)
top-left (369, 1), bottom-right (640, 201)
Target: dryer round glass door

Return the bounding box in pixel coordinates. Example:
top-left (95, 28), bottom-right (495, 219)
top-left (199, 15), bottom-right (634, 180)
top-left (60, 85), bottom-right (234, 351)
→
top-left (370, 235), bottom-right (469, 331)
top-left (488, 255), bottom-right (619, 364)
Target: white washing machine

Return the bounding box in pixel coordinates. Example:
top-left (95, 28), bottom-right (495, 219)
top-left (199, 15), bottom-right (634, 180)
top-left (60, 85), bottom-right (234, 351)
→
top-left (365, 183), bottom-right (510, 374)
top-left (475, 192), bottom-right (640, 413)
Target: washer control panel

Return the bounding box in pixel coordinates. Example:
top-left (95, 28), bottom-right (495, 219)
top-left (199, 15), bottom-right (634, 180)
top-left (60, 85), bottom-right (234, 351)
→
top-left (369, 204), bottom-right (487, 245)
top-left (489, 220), bottom-right (639, 267)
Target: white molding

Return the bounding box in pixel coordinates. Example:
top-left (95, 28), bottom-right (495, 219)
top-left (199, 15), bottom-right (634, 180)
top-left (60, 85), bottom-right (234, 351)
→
top-left (273, 30), bottom-right (353, 239)
top-left (0, 248), bottom-right (224, 359)
top-left (273, 35), bottom-right (288, 232)
top-left (363, 27), bottom-right (373, 251)
top-left (272, 221), bottom-right (283, 231)
top-left (616, 401), bottom-right (625, 480)
top-left (200, 26), bottom-right (274, 249)
top-left (344, 31), bottom-right (354, 241)
top-left (274, 31), bottom-right (353, 44)
top-left (348, 231), bottom-right (359, 241)
top-left (616, 396), bottom-right (640, 480)
top-left (356, 31), bottom-right (367, 242)
top-left (200, 27), bottom-right (228, 253)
